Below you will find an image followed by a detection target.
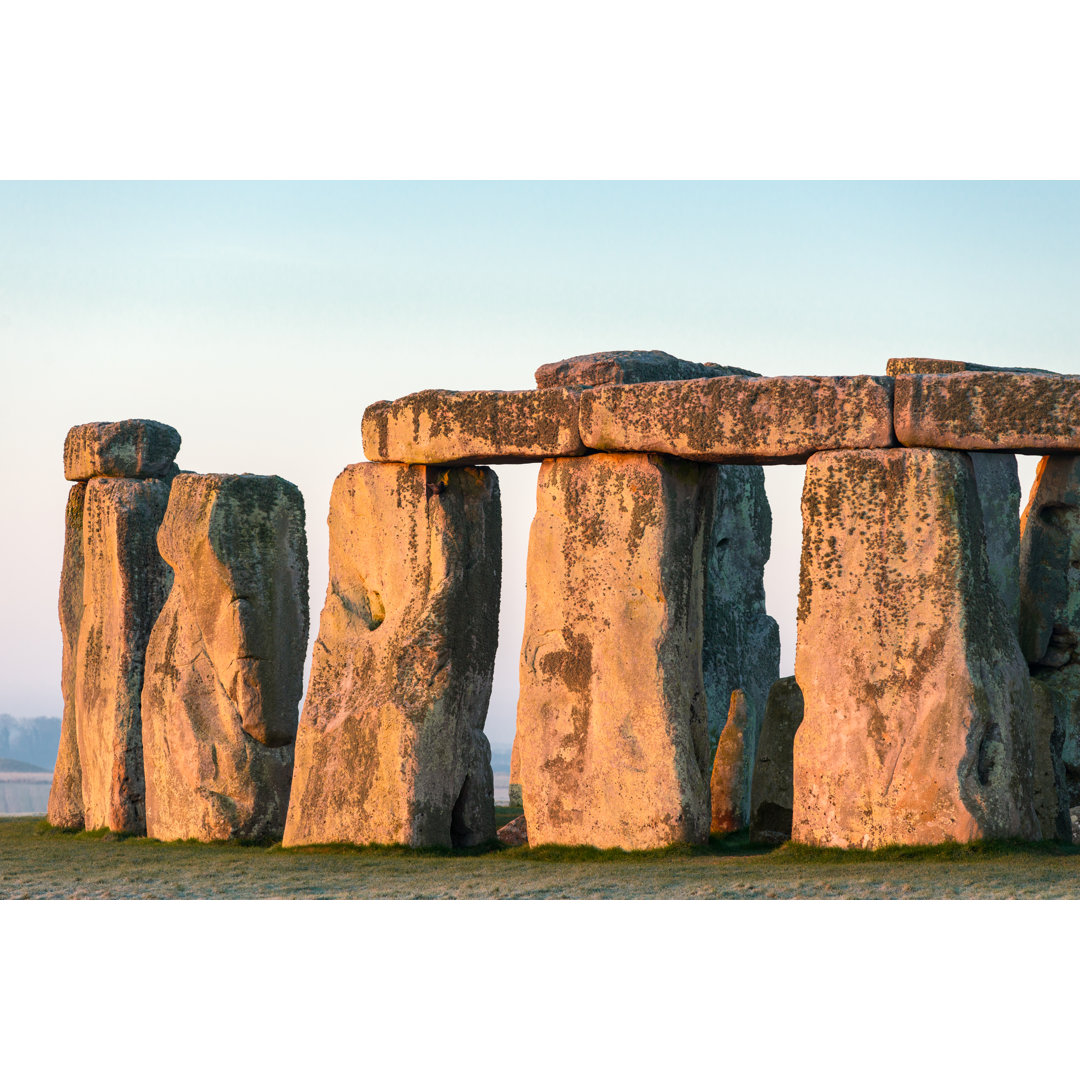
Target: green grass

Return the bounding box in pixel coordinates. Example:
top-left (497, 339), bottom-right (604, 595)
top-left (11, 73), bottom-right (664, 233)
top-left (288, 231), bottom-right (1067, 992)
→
top-left (2, 816), bottom-right (1079, 898)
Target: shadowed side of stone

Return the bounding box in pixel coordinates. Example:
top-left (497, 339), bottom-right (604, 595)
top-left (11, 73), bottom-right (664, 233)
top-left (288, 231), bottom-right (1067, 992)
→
top-left (142, 474), bottom-right (309, 841)
top-left (361, 388), bottom-right (585, 464)
top-left (894, 372), bottom-right (1080, 452)
top-left (793, 448), bottom-right (1039, 848)
top-left (748, 676), bottom-right (804, 845)
top-left (702, 463), bottom-right (780, 776)
top-left (535, 349), bottom-right (758, 388)
top-left (47, 482), bottom-right (87, 830)
top-left (579, 375), bottom-right (895, 463)
top-left (75, 477), bottom-right (174, 833)
top-left (516, 453), bottom-right (712, 849)
top-left (64, 419), bottom-right (181, 481)
top-left (1029, 681), bottom-right (1072, 842)
top-left (1020, 454), bottom-right (1080, 812)
top-left (283, 463), bottom-right (500, 848)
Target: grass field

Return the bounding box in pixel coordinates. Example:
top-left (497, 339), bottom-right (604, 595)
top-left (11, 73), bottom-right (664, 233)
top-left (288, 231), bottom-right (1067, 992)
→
top-left (3, 814), bottom-right (1080, 898)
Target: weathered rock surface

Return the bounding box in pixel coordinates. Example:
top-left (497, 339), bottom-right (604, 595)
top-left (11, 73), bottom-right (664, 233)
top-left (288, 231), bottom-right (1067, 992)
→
top-left (497, 814), bottom-right (528, 846)
top-left (516, 453), bottom-right (712, 849)
top-left (284, 463), bottom-right (500, 848)
top-left (894, 372), bottom-right (1080, 452)
top-left (888, 359), bottom-right (1022, 628)
top-left (64, 419), bottom-right (181, 481)
top-left (75, 477), bottom-right (174, 833)
top-left (793, 448), bottom-right (1039, 848)
top-left (710, 690), bottom-right (752, 835)
top-left (1029, 680), bottom-right (1071, 842)
top-left (46, 483), bottom-right (87, 830)
top-left (362, 388), bottom-right (585, 465)
top-left (1032, 666), bottom-right (1080, 811)
top-left (579, 375), bottom-right (895, 463)
top-left (749, 677), bottom-right (804, 845)
top-left (1019, 455), bottom-right (1080, 666)
top-left (703, 463), bottom-right (780, 763)
top-left (535, 349), bottom-right (758, 388)
top-left (886, 357), bottom-right (1056, 377)
top-left (142, 474), bottom-right (309, 841)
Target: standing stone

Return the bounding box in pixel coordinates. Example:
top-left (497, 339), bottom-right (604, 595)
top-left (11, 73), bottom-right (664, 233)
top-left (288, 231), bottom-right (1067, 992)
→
top-left (1029, 680), bottom-right (1071, 842)
top-left (885, 358), bottom-right (1021, 628)
top-left (76, 477), bottom-right (173, 833)
top-left (516, 453), bottom-right (712, 849)
top-left (47, 482), bottom-right (87, 830)
top-left (748, 677), bottom-right (804, 845)
top-left (703, 463), bottom-right (780, 762)
top-left (793, 448), bottom-right (1039, 848)
top-left (142, 474), bottom-right (309, 841)
top-left (284, 463), bottom-right (500, 849)
top-left (710, 690), bottom-right (752, 834)
top-left (1019, 454), bottom-right (1080, 813)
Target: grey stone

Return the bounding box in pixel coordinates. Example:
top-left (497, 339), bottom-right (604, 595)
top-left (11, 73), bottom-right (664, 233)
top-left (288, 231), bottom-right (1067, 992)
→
top-left (1029, 680), bottom-right (1071, 842)
top-left (46, 482), bottom-right (86, 830)
top-left (749, 677), bottom-right (804, 845)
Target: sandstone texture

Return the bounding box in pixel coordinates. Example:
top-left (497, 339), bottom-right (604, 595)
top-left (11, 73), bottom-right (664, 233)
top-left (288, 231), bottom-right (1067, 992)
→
top-left (886, 357), bottom-right (1055, 377)
top-left (142, 474), bottom-right (309, 841)
top-left (748, 677), bottom-right (804, 845)
top-left (579, 375), bottom-right (895, 463)
top-left (284, 463), bottom-right (500, 848)
top-left (894, 372), bottom-right (1080, 452)
top-left (710, 690), bottom-right (752, 835)
top-left (535, 349), bottom-right (757, 388)
top-left (1029, 680), bottom-right (1071, 842)
top-left (64, 419), bottom-right (181, 481)
top-left (516, 453), bottom-right (712, 849)
top-left (75, 477), bottom-right (174, 833)
top-left (497, 814), bottom-right (528, 846)
top-left (47, 483), bottom-right (87, 830)
top-left (362, 388), bottom-right (585, 465)
top-left (793, 448), bottom-right (1039, 848)
top-left (703, 463), bottom-right (780, 763)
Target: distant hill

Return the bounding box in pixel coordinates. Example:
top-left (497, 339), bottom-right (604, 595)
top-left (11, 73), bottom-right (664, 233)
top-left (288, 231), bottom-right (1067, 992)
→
top-left (0, 715), bottom-right (61, 771)
top-left (0, 757), bottom-right (48, 773)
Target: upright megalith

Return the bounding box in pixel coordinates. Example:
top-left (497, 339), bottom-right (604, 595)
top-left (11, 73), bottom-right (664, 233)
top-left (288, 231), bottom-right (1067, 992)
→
top-left (516, 453), bottom-right (712, 849)
top-left (284, 463), bottom-right (500, 849)
top-left (1019, 454), bottom-right (1080, 809)
top-left (703, 463), bottom-right (780, 768)
top-left (1029, 680), bottom-right (1071, 842)
top-left (50, 421), bottom-right (182, 833)
top-left (76, 476), bottom-right (174, 833)
top-left (141, 474), bottom-right (309, 841)
top-left (748, 676), bottom-right (804, 845)
top-left (710, 690), bottom-right (752, 835)
top-left (46, 482), bottom-right (87, 830)
top-left (793, 448), bottom-right (1039, 848)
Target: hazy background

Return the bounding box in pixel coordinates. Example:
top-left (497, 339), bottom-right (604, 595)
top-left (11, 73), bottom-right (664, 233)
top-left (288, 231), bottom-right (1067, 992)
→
top-left (2, 180), bottom-right (1078, 749)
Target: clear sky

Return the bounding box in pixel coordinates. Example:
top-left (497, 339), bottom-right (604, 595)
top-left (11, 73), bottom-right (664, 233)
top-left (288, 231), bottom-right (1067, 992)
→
top-left (2, 181), bottom-right (1078, 746)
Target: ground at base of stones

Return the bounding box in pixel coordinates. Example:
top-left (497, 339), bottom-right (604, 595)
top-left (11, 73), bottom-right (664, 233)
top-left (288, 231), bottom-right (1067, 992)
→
top-left (4, 813), bottom-right (1080, 899)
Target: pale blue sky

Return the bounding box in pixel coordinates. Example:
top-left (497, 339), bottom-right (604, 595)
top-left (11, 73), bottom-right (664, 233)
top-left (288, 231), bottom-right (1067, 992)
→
top-left (2, 181), bottom-right (1077, 744)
